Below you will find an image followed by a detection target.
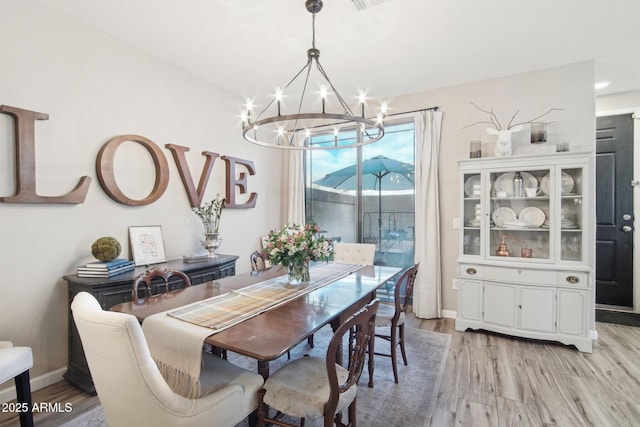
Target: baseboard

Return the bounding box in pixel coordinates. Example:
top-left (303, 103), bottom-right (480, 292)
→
top-left (442, 309), bottom-right (456, 319)
top-left (0, 367), bottom-right (66, 404)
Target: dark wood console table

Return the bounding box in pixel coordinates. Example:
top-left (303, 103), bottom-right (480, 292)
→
top-left (63, 254), bottom-right (239, 393)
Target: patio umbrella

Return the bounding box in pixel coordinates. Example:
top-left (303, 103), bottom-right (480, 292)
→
top-left (313, 155), bottom-right (415, 245)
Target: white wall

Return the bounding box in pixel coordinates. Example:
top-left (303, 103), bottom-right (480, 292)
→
top-left (0, 0), bottom-right (283, 389)
top-left (388, 61), bottom-right (596, 313)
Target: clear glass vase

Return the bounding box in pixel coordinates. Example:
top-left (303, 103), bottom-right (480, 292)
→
top-left (288, 259), bottom-right (310, 285)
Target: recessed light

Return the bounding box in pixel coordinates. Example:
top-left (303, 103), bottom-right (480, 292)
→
top-left (595, 81), bottom-right (610, 90)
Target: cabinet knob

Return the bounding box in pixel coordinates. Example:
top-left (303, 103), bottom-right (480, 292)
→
top-left (465, 267), bottom-right (477, 275)
top-left (566, 275), bottom-right (580, 284)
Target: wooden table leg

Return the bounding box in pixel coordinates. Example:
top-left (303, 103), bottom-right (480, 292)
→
top-left (257, 360), bottom-right (270, 380)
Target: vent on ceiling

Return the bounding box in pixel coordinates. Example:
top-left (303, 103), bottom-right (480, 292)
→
top-left (352, 0), bottom-right (389, 11)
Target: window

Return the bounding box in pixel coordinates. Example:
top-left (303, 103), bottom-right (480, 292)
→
top-left (305, 119), bottom-right (416, 269)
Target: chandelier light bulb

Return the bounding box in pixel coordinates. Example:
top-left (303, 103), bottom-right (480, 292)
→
top-left (320, 85), bottom-right (328, 99)
top-left (358, 90), bottom-right (367, 104)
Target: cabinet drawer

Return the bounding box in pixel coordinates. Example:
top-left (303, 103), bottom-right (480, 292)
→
top-left (459, 264), bottom-right (556, 284)
top-left (557, 271), bottom-right (589, 287)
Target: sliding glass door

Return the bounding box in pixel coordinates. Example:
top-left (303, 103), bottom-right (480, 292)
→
top-left (305, 119), bottom-right (416, 269)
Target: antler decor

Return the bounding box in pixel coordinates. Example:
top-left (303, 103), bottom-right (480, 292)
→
top-left (463, 102), bottom-right (564, 157)
top-left (464, 102), bottom-right (564, 130)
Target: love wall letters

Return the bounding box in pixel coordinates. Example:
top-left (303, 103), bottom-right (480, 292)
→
top-left (0, 105), bottom-right (257, 208)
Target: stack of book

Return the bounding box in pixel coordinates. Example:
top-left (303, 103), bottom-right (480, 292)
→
top-left (77, 258), bottom-right (136, 278)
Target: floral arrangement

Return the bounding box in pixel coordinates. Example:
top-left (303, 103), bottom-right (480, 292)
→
top-left (192, 194), bottom-right (225, 234)
top-left (264, 223), bottom-right (333, 268)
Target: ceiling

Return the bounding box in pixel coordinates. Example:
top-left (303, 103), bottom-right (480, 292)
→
top-left (39, 0), bottom-right (640, 105)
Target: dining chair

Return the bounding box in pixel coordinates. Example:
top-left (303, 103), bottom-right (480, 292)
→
top-left (257, 299), bottom-right (379, 427)
top-left (132, 268), bottom-right (227, 358)
top-left (0, 341), bottom-right (33, 427)
top-left (71, 292), bottom-right (264, 427)
top-left (132, 268), bottom-right (191, 300)
top-left (373, 263), bottom-right (419, 383)
top-left (332, 243), bottom-right (376, 265)
top-left (250, 250), bottom-right (269, 271)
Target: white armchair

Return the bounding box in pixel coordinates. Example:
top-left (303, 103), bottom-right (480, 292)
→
top-left (0, 341), bottom-right (33, 427)
top-left (71, 292), bottom-right (264, 427)
top-left (332, 243), bottom-right (376, 265)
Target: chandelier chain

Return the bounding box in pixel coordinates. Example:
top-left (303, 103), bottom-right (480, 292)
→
top-left (312, 12), bottom-right (316, 50)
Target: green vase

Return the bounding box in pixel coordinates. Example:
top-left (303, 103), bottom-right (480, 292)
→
top-left (288, 260), bottom-right (310, 285)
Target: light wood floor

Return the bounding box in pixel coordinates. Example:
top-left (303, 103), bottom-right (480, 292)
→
top-left (2, 317), bottom-right (639, 426)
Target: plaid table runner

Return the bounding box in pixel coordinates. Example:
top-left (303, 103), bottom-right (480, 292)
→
top-left (167, 262), bottom-right (365, 330)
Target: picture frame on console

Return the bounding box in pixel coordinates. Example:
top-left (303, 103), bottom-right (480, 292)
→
top-left (129, 225), bottom-right (167, 266)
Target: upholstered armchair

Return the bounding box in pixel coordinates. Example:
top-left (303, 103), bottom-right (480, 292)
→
top-left (0, 341), bottom-right (33, 427)
top-left (71, 292), bottom-right (264, 427)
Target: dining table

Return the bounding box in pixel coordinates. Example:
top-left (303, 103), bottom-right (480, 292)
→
top-left (110, 262), bottom-right (401, 384)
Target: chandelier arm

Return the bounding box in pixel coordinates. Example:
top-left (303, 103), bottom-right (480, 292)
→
top-left (315, 60), bottom-right (355, 116)
top-left (254, 61), bottom-right (312, 121)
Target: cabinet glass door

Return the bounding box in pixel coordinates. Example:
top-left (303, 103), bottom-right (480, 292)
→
top-left (462, 172), bottom-right (482, 256)
top-left (489, 168), bottom-right (551, 261)
top-left (559, 167), bottom-right (583, 262)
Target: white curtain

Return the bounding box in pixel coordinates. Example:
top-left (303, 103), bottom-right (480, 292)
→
top-left (283, 150), bottom-right (306, 225)
top-left (414, 110), bottom-right (443, 319)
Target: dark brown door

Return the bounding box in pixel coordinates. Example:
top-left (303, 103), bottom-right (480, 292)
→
top-left (595, 114), bottom-right (634, 307)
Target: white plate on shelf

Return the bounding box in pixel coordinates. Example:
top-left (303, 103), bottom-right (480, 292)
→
top-left (502, 219), bottom-right (532, 228)
top-left (464, 175), bottom-right (481, 197)
top-left (519, 207), bottom-right (546, 227)
top-left (540, 172), bottom-right (574, 195)
top-left (493, 172), bottom-right (537, 197)
top-left (492, 207), bottom-right (517, 227)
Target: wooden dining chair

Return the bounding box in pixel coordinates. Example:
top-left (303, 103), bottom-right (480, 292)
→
top-left (250, 250), bottom-right (269, 271)
top-left (257, 299), bottom-right (379, 427)
top-left (132, 268), bottom-right (191, 300)
top-left (373, 263), bottom-right (419, 383)
top-left (131, 268), bottom-right (227, 358)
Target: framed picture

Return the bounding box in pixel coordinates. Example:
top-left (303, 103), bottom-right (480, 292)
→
top-left (129, 225), bottom-right (167, 266)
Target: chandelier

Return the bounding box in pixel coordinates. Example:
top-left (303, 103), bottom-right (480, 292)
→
top-left (241, 0), bottom-right (386, 150)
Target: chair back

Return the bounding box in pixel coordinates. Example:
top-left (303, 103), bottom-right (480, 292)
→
top-left (333, 243), bottom-right (376, 265)
top-left (250, 250), bottom-right (269, 271)
top-left (393, 263), bottom-right (420, 318)
top-left (132, 268), bottom-right (191, 299)
top-left (324, 299), bottom-right (379, 419)
top-left (71, 292), bottom-right (204, 426)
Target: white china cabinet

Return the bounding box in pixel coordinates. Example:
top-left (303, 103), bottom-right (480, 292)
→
top-left (455, 152), bottom-right (595, 352)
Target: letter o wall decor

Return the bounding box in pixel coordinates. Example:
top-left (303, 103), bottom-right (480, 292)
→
top-left (96, 134), bottom-right (170, 206)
